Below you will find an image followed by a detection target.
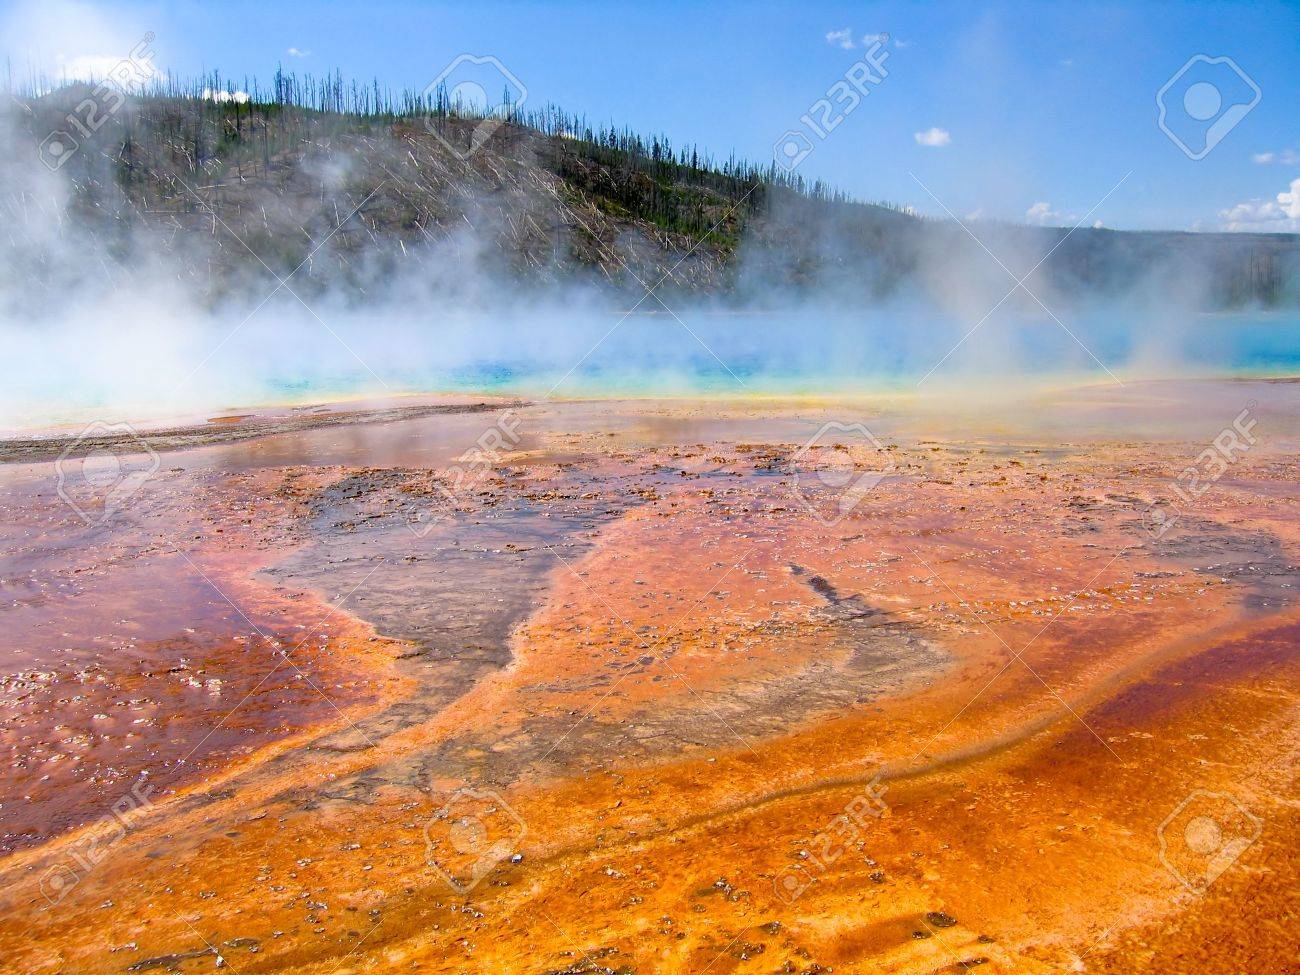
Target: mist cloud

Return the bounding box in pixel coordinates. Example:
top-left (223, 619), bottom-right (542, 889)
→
top-left (0, 89), bottom-right (1292, 431)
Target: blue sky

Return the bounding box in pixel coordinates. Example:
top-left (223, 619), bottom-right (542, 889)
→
top-left (5, 0), bottom-right (1298, 232)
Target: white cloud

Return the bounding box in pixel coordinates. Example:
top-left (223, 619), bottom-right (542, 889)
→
top-left (914, 127), bottom-right (951, 148)
top-left (56, 54), bottom-right (122, 81)
top-left (56, 52), bottom-right (161, 86)
top-left (287, 46), bottom-right (311, 58)
top-left (823, 28), bottom-right (892, 51)
top-left (1, 0), bottom-right (162, 87)
top-left (1252, 149), bottom-right (1299, 165)
top-left (1277, 183), bottom-right (1300, 218)
top-left (202, 87), bottom-right (250, 105)
top-left (1220, 200), bottom-right (1271, 227)
top-left (1025, 202), bottom-right (1054, 223)
top-left (1220, 177), bottom-right (1300, 232)
top-left (1025, 202), bottom-right (1081, 226)
top-left (825, 28), bottom-right (854, 49)
top-left (894, 37), bottom-right (911, 49)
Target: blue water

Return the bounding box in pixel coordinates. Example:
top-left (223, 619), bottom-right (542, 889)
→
top-left (5, 308), bottom-right (1298, 431)
top-left (329, 310), bottom-right (1300, 398)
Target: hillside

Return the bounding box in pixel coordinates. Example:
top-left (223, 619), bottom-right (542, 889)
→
top-left (6, 81), bottom-right (1298, 311)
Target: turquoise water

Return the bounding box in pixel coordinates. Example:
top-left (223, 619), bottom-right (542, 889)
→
top-left (4, 309), bottom-right (1298, 431)
top-left (314, 310), bottom-right (1300, 398)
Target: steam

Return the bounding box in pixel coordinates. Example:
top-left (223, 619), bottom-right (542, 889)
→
top-left (0, 91), bottom-right (1293, 433)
